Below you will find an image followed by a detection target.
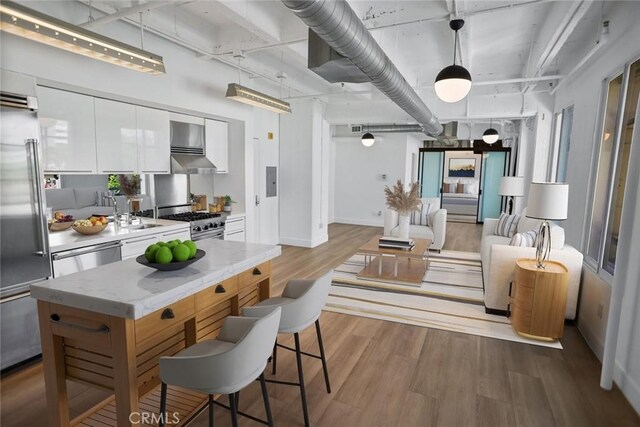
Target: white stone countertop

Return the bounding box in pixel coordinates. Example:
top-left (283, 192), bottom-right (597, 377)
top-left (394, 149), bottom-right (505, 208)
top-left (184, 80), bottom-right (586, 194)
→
top-left (31, 239), bottom-right (281, 319)
top-left (48, 218), bottom-right (190, 253)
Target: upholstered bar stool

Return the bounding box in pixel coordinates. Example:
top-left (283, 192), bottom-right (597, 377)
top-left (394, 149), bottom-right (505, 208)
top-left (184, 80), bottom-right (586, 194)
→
top-left (158, 307), bottom-right (281, 427)
top-left (243, 270), bottom-right (333, 427)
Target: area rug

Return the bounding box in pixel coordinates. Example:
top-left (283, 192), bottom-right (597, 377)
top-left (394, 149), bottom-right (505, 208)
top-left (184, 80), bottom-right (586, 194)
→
top-left (327, 250), bottom-right (562, 349)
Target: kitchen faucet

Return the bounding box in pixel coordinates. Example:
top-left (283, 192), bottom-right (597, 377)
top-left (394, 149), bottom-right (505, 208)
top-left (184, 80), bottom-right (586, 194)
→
top-left (103, 194), bottom-right (120, 229)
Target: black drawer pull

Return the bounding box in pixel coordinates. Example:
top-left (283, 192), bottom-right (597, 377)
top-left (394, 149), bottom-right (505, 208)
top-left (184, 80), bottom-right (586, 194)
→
top-left (50, 313), bottom-right (110, 334)
top-left (253, 267), bottom-right (262, 275)
top-left (215, 284), bottom-right (226, 294)
top-left (506, 304), bottom-right (511, 319)
top-left (161, 308), bottom-right (175, 320)
top-left (508, 281), bottom-right (513, 297)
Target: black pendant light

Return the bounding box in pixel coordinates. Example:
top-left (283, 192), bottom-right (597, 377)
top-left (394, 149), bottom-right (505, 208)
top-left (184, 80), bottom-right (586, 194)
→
top-left (361, 132), bottom-right (375, 147)
top-left (483, 118), bottom-right (499, 144)
top-left (435, 19), bottom-right (472, 103)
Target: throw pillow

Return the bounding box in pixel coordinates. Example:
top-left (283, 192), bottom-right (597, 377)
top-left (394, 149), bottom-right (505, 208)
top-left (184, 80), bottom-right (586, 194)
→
top-left (495, 213), bottom-right (520, 237)
top-left (456, 183), bottom-right (465, 193)
top-left (443, 183), bottom-right (451, 193)
top-left (509, 230), bottom-right (538, 247)
top-left (410, 203), bottom-right (432, 226)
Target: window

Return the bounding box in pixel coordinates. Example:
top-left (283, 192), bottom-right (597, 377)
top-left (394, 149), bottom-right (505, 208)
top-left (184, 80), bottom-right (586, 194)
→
top-left (586, 58), bottom-right (639, 275)
top-left (555, 106), bottom-right (573, 182)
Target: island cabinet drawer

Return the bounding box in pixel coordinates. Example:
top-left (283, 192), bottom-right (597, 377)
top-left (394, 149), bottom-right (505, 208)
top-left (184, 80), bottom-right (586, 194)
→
top-left (134, 297), bottom-right (195, 343)
top-left (238, 261), bottom-right (271, 290)
top-left (195, 276), bottom-right (238, 312)
top-left (43, 303), bottom-right (113, 349)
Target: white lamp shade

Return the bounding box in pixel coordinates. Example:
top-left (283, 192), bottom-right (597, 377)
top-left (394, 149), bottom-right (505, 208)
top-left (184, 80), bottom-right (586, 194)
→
top-left (499, 176), bottom-right (525, 196)
top-left (526, 182), bottom-right (569, 220)
top-left (361, 132), bottom-right (375, 147)
top-left (434, 78), bottom-right (472, 103)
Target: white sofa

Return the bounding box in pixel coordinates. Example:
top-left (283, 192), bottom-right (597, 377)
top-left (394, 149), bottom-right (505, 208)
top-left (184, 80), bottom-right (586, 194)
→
top-left (45, 187), bottom-right (114, 219)
top-left (383, 198), bottom-right (447, 251)
top-left (480, 207), bottom-right (583, 319)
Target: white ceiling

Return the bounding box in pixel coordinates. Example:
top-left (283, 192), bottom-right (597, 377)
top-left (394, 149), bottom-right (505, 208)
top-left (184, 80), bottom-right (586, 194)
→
top-left (28, 1), bottom-right (622, 110)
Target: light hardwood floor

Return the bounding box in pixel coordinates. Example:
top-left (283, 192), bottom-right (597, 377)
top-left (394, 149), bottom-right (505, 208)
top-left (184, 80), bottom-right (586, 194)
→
top-left (1, 223), bottom-right (638, 426)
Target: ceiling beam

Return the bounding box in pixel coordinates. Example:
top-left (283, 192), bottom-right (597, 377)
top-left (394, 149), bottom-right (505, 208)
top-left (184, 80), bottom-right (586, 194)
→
top-left (521, 0), bottom-right (593, 92)
top-left (79, 1), bottom-right (180, 28)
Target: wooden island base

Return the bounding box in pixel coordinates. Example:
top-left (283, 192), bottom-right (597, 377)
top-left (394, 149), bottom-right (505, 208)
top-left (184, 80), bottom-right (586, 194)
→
top-left (37, 262), bottom-right (272, 427)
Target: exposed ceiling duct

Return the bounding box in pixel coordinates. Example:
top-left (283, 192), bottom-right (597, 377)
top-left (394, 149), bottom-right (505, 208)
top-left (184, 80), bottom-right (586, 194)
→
top-left (281, 0), bottom-right (443, 137)
top-left (351, 122), bottom-right (458, 142)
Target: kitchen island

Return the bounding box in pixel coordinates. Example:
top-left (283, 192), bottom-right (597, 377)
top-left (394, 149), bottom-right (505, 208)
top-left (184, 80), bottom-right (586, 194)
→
top-left (31, 239), bottom-right (281, 427)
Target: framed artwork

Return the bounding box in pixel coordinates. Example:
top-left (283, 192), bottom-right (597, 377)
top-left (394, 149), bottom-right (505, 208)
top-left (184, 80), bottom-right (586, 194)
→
top-left (448, 158), bottom-right (476, 178)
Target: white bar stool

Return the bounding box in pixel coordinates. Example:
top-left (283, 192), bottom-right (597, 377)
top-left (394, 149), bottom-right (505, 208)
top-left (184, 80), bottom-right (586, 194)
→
top-left (158, 307), bottom-right (281, 427)
top-left (242, 270), bottom-right (333, 427)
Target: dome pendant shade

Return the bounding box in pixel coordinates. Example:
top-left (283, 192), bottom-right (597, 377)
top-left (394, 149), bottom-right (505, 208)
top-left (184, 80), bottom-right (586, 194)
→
top-left (434, 65), bottom-right (472, 103)
top-left (361, 132), bottom-right (375, 147)
top-left (482, 127), bottom-right (499, 144)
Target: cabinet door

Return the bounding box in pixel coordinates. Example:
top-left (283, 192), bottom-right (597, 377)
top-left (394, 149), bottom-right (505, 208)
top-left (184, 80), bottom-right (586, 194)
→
top-left (121, 234), bottom-right (159, 260)
top-left (205, 119), bottom-right (229, 173)
top-left (136, 106), bottom-right (170, 174)
top-left (95, 98), bottom-right (138, 174)
top-left (224, 230), bottom-right (245, 242)
top-left (160, 228), bottom-right (191, 242)
top-left (37, 87), bottom-right (97, 174)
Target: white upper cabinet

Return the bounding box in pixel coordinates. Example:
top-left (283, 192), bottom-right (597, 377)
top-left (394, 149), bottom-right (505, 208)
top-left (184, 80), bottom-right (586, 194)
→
top-left (37, 87), bottom-right (98, 174)
top-left (205, 119), bottom-right (229, 173)
top-left (95, 98), bottom-right (138, 174)
top-left (136, 106), bottom-right (170, 174)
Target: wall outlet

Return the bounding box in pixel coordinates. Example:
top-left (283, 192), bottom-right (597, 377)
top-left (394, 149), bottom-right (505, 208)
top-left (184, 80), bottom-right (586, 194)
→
top-left (597, 303), bottom-right (604, 319)
top-left (377, 210), bottom-right (382, 216)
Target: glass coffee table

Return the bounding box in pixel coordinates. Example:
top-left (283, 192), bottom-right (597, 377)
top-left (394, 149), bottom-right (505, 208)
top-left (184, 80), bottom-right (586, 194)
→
top-left (355, 235), bottom-right (431, 286)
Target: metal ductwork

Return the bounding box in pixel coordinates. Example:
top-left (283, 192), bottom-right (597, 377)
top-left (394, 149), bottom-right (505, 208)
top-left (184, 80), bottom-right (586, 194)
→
top-left (282, 0), bottom-right (443, 137)
top-left (360, 124), bottom-right (422, 133)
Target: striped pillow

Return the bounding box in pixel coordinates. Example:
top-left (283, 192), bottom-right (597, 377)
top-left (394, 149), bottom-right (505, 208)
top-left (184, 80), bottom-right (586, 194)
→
top-left (495, 213), bottom-right (520, 237)
top-left (510, 230), bottom-right (538, 247)
top-left (410, 203), bottom-right (432, 226)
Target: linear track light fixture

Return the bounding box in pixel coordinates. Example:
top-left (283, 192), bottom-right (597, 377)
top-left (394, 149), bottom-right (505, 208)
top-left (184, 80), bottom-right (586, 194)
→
top-left (225, 83), bottom-right (292, 114)
top-left (0, 1), bottom-right (166, 75)
top-left (435, 19), bottom-right (472, 103)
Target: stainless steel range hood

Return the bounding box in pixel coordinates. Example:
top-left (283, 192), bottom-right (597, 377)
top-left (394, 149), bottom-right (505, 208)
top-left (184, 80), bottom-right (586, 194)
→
top-left (170, 120), bottom-right (216, 174)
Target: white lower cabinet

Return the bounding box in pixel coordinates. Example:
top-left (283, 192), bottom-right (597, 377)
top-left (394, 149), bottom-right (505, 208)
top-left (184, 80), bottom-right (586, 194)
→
top-left (120, 227), bottom-right (191, 260)
top-left (224, 215), bottom-right (246, 242)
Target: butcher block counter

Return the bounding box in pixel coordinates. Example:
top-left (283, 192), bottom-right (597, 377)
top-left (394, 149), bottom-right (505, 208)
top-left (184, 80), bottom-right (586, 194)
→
top-left (30, 239), bottom-right (281, 427)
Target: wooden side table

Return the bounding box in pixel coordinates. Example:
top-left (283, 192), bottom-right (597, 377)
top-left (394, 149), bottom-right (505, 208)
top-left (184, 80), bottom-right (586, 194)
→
top-left (509, 258), bottom-right (569, 341)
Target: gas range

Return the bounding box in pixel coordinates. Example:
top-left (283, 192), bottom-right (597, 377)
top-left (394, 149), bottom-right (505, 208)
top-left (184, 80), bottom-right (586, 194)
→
top-left (135, 209), bottom-right (226, 241)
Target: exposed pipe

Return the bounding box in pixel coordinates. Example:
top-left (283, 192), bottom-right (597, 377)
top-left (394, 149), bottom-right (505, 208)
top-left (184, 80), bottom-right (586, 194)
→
top-left (361, 124), bottom-right (423, 133)
top-left (281, 0), bottom-right (443, 136)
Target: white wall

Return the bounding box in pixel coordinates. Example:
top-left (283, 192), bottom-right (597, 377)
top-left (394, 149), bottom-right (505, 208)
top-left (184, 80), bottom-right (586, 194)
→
top-left (332, 133), bottom-right (409, 227)
top-left (279, 99), bottom-right (329, 247)
top-left (552, 0), bottom-right (640, 412)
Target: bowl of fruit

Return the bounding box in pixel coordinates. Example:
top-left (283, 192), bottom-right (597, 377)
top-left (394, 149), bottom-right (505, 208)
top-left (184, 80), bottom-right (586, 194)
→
top-left (48, 212), bottom-right (74, 231)
top-left (136, 240), bottom-right (204, 271)
top-left (72, 216), bottom-right (109, 235)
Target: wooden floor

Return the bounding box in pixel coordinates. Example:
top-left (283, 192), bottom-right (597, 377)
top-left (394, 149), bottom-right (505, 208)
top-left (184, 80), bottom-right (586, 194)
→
top-left (1, 223), bottom-right (638, 426)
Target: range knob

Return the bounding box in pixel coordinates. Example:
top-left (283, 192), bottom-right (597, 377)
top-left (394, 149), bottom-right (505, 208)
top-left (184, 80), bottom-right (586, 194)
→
top-left (220, 221), bottom-right (226, 226)
top-left (194, 226), bottom-right (202, 232)
top-left (207, 222), bottom-right (214, 228)
top-left (203, 224), bottom-right (209, 230)
top-left (212, 223), bottom-right (218, 229)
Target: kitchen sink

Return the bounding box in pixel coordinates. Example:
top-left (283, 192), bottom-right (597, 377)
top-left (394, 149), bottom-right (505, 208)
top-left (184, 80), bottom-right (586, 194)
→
top-left (123, 223), bottom-right (162, 230)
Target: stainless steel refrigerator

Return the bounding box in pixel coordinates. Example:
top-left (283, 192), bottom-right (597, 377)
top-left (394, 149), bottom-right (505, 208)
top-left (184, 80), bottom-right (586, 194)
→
top-left (0, 91), bottom-right (51, 370)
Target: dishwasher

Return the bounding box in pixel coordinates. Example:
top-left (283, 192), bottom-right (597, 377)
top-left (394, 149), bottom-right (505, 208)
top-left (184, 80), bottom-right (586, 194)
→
top-left (52, 241), bottom-right (123, 278)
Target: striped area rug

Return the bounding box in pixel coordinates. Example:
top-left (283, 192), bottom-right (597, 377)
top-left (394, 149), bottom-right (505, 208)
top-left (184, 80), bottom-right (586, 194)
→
top-left (327, 250), bottom-right (562, 349)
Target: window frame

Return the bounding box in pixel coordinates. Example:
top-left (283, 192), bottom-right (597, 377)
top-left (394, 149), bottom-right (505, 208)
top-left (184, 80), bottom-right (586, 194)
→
top-left (583, 57), bottom-right (639, 281)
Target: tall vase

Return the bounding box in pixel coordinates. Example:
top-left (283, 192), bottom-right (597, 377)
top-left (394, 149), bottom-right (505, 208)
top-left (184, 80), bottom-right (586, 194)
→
top-left (398, 214), bottom-right (410, 240)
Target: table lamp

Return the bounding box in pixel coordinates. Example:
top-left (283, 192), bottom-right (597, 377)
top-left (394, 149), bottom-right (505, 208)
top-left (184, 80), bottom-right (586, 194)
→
top-left (526, 182), bottom-right (569, 269)
top-left (499, 176), bottom-right (525, 214)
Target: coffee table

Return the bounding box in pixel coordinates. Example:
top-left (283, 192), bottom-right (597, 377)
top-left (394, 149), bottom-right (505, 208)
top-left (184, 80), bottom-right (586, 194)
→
top-left (355, 235), bottom-right (431, 286)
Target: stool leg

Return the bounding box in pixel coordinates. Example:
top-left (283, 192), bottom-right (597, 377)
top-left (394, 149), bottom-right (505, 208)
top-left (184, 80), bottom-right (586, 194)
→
top-left (235, 391), bottom-right (240, 410)
top-left (159, 383), bottom-right (167, 427)
top-left (315, 319), bottom-right (332, 393)
top-left (229, 393), bottom-right (238, 427)
top-left (294, 332), bottom-right (310, 427)
top-left (259, 372), bottom-right (274, 427)
top-left (272, 340), bottom-right (278, 375)
top-left (208, 394), bottom-right (214, 427)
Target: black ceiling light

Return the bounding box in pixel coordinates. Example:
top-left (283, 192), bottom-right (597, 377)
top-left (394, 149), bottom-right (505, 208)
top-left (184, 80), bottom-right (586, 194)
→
top-left (482, 118), bottom-right (499, 144)
top-left (435, 19), bottom-right (472, 103)
top-left (361, 132), bottom-right (375, 147)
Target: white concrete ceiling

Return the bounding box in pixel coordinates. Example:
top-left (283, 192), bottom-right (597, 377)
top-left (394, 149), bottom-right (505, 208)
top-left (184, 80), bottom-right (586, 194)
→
top-left (17, 1), bottom-right (627, 121)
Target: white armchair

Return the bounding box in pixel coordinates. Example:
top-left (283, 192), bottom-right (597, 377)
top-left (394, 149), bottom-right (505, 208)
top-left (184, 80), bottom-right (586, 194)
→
top-left (480, 208), bottom-right (583, 319)
top-left (383, 198), bottom-right (447, 251)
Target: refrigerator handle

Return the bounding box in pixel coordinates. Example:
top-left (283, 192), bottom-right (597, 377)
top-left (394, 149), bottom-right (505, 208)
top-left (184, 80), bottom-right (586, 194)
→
top-left (26, 138), bottom-right (48, 258)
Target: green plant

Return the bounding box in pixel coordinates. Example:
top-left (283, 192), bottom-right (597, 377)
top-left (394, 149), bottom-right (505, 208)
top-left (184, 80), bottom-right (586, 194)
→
top-left (107, 174), bottom-right (120, 194)
top-left (117, 174), bottom-right (141, 198)
top-left (224, 195), bottom-right (236, 206)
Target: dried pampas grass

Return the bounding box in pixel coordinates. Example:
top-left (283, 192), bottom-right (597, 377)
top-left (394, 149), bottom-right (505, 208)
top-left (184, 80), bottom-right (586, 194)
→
top-left (384, 180), bottom-right (421, 215)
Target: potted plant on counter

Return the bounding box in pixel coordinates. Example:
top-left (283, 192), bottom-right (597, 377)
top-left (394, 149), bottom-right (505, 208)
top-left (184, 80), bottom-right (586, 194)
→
top-left (118, 174), bottom-right (142, 212)
top-left (224, 195), bottom-right (235, 213)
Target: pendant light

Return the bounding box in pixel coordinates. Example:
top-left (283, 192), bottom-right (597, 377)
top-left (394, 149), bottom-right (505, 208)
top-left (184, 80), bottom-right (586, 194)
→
top-left (361, 132), bottom-right (375, 147)
top-left (434, 19), bottom-right (472, 103)
top-left (483, 118), bottom-right (499, 144)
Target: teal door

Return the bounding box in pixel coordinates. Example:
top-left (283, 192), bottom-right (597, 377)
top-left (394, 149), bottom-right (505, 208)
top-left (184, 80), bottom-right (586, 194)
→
top-left (420, 151), bottom-right (444, 198)
top-left (478, 151), bottom-right (507, 221)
